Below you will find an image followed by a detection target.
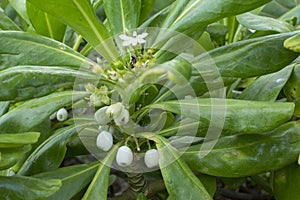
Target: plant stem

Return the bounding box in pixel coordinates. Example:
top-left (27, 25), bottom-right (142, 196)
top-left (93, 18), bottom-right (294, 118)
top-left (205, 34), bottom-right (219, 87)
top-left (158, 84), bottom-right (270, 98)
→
top-left (73, 35), bottom-right (83, 51)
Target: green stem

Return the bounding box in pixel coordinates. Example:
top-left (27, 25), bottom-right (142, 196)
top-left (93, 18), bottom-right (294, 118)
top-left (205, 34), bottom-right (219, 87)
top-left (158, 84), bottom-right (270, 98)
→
top-left (73, 35), bottom-right (83, 51)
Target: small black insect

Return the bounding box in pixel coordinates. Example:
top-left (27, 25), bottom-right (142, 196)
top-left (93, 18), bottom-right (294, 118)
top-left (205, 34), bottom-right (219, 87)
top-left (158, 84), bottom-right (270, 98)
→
top-left (130, 56), bottom-right (137, 68)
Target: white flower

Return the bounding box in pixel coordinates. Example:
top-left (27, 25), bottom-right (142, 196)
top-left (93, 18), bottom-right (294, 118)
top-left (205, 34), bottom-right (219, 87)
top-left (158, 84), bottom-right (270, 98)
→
top-left (95, 106), bottom-right (111, 125)
top-left (119, 31), bottom-right (148, 46)
top-left (116, 146), bottom-right (133, 167)
top-left (96, 131), bottom-right (113, 151)
top-left (114, 108), bottom-right (130, 126)
top-left (56, 108), bottom-right (68, 121)
top-left (144, 149), bottom-right (159, 168)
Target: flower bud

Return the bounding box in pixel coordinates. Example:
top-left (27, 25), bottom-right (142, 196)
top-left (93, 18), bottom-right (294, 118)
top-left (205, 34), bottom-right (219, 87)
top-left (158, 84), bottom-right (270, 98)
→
top-left (56, 108), bottom-right (68, 121)
top-left (106, 102), bottom-right (123, 119)
top-left (144, 149), bottom-right (159, 168)
top-left (94, 106), bottom-right (111, 125)
top-left (116, 146), bottom-right (133, 167)
top-left (96, 131), bottom-right (113, 151)
top-left (114, 108), bottom-right (130, 126)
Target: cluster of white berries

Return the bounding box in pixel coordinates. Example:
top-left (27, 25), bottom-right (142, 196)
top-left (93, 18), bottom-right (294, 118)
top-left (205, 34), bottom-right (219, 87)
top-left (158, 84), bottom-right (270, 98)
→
top-left (95, 103), bottom-right (159, 168)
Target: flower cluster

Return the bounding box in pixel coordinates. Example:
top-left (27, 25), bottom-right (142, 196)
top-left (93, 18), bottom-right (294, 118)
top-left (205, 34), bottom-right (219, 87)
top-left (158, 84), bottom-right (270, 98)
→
top-left (94, 103), bottom-right (159, 168)
top-left (85, 84), bottom-right (110, 107)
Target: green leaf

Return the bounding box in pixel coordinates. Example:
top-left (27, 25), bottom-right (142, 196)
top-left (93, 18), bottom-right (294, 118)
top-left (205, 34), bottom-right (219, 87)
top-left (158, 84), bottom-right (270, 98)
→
top-left (0, 91), bottom-right (87, 134)
top-left (0, 101), bottom-right (9, 116)
top-left (27, 0), bottom-right (118, 61)
top-left (33, 162), bottom-right (99, 200)
top-left (26, 1), bottom-right (66, 41)
top-left (0, 66), bottom-right (97, 101)
top-left (193, 31), bottom-right (300, 78)
top-left (152, 98), bottom-right (294, 134)
top-left (237, 12), bottom-right (294, 33)
top-left (284, 33), bottom-right (300, 52)
top-left (239, 65), bottom-right (294, 101)
top-left (82, 144), bottom-right (120, 200)
top-left (153, 135), bottom-right (212, 200)
top-left (0, 31), bottom-right (95, 70)
top-left (0, 8), bottom-right (21, 30)
top-left (17, 126), bottom-right (77, 175)
top-left (0, 132), bottom-right (40, 148)
top-left (8, 0), bottom-right (30, 24)
top-left (183, 121), bottom-right (300, 177)
top-left (284, 63), bottom-right (300, 117)
top-left (161, 0), bottom-right (271, 35)
top-left (0, 176), bottom-right (61, 200)
top-left (273, 163), bottom-right (300, 200)
top-left (139, 0), bottom-right (155, 24)
top-left (0, 145), bottom-right (31, 170)
top-left (261, 0), bottom-right (300, 24)
top-left (103, 0), bottom-right (141, 35)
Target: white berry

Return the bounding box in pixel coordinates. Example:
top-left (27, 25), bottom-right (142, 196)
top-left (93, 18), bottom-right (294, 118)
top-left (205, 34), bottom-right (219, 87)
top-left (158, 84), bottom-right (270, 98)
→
top-left (94, 106), bottom-right (111, 125)
top-left (114, 108), bottom-right (129, 126)
top-left (116, 146), bottom-right (133, 167)
top-left (106, 102), bottom-right (124, 119)
top-left (144, 149), bottom-right (159, 168)
top-left (96, 131), bottom-right (113, 151)
top-left (56, 108), bottom-right (68, 121)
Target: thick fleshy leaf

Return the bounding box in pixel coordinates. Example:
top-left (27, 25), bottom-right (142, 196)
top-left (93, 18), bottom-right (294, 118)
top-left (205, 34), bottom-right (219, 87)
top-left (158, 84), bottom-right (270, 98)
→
top-left (0, 66), bottom-right (97, 101)
top-left (17, 126), bottom-right (77, 175)
top-left (261, 0), bottom-right (300, 24)
top-left (273, 163), bottom-right (300, 200)
top-left (0, 145), bottom-right (31, 170)
top-left (0, 176), bottom-right (61, 200)
top-left (103, 0), bottom-right (141, 35)
top-left (33, 162), bottom-right (99, 200)
top-left (161, 0), bottom-right (271, 35)
top-left (183, 122), bottom-right (300, 177)
top-left (284, 64), bottom-right (300, 117)
top-left (0, 8), bottom-right (22, 30)
top-left (27, 0), bottom-right (118, 61)
top-left (9, 0), bottom-right (30, 24)
top-left (82, 144), bottom-right (120, 200)
top-left (0, 101), bottom-right (9, 116)
top-left (237, 12), bottom-right (294, 33)
top-left (239, 65), bottom-right (294, 101)
top-left (0, 132), bottom-right (40, 148)
top-left (0, 31), bottom-right (94, 70)
top-left (284, 33), bottom-right (300, 53)
top-left (26, 1), bottom-right (66, 41)
top-left (152, 98), bottom-right (294, 134)
top-left (192, 31), bottom-right (300, 78)
top-left (0, 91), bottom-right (87, 134)
top-left (153, 135), bottom-right (212, 200)
top-left (139, 0), bottom-right (155, 24)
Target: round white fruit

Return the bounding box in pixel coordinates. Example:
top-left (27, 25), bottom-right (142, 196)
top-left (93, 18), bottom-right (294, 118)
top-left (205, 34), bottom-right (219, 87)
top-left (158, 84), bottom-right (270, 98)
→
top-left (106, 102), bottom-right (124, 119)
top-left (94, 106), bottom-right (111, 125)
top-left (56, 108), bottom-right (68, 121)
top-left (114, 108), bottom-right (129, 126)
top-left (96, 131), bottom-right (113, 151)
top-left (116, 146), bottom-right (133, 167)
top-left (144, 149), bottom-right (159, 168)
